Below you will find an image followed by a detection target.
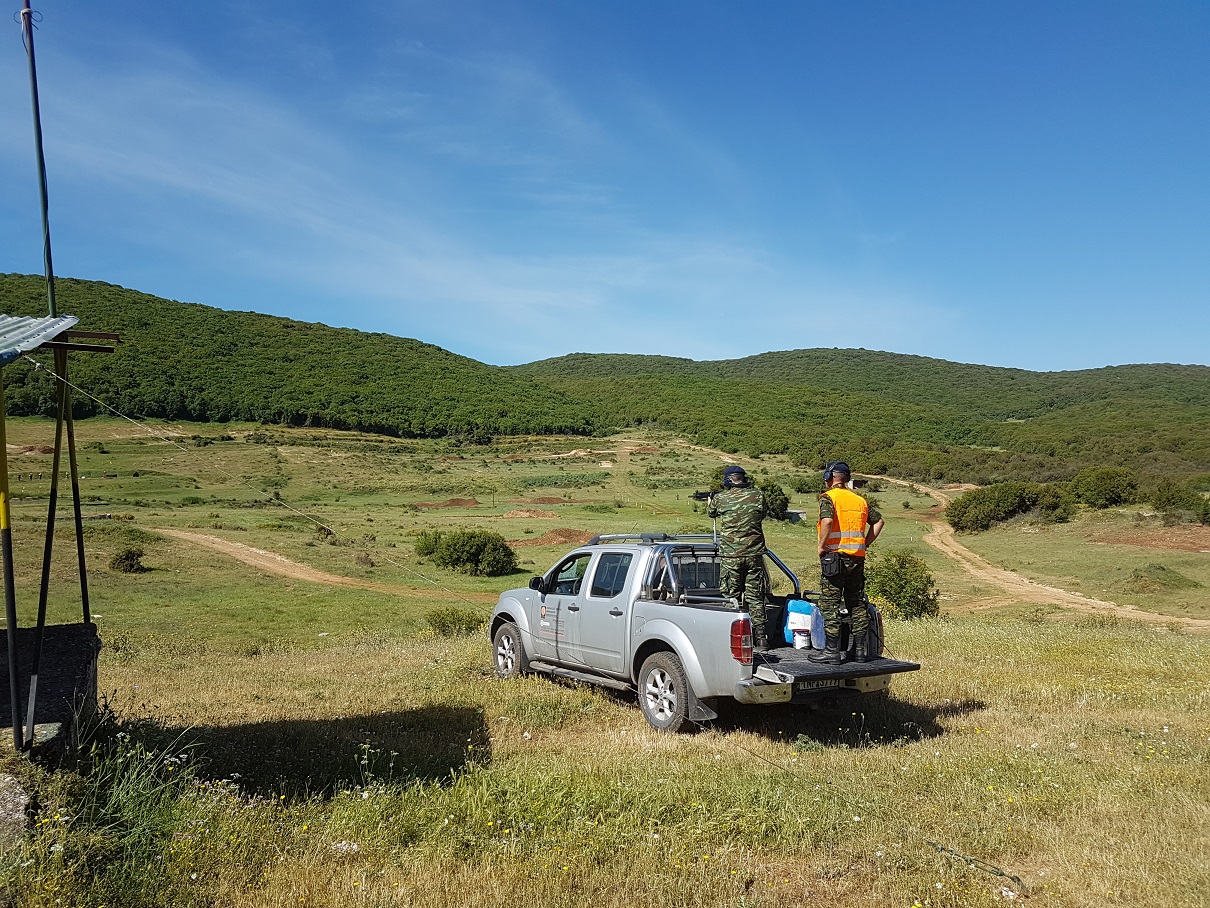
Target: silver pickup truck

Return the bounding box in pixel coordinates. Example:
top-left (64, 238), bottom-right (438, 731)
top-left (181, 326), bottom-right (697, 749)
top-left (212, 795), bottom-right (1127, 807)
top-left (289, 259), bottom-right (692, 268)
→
top-left (489, 533), bottom-right (920, 732)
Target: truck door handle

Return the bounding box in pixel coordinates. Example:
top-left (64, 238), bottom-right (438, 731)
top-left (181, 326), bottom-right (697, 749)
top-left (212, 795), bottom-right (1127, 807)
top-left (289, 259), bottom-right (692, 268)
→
top-left (567, 604), bottom-right (580, 612)
top-left (609, 608), bottom-right (624, 616)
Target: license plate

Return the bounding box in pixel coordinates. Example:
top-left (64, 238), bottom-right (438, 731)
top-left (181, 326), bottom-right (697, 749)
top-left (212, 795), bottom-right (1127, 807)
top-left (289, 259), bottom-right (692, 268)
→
top-left (796, 679), bottom-right (841, 691)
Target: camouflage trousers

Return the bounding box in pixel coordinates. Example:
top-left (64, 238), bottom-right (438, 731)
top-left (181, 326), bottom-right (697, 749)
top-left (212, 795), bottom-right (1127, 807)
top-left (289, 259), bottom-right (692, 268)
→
top-left (818, 554), bottom-right (869, 640)
top-left (721, 554), bottom-right (768, 637)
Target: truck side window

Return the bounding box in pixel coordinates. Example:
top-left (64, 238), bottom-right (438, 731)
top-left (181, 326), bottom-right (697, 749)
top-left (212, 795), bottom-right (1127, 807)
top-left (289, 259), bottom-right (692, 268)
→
top-left (589, 552), bottom-right (633, 599)
top-left (552, 553), bottom-right (593, 596)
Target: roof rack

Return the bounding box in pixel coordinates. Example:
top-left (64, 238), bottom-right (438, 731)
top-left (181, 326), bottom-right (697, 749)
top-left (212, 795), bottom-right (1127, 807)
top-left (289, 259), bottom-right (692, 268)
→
top-left (586, 533), bottom-right (716, 546)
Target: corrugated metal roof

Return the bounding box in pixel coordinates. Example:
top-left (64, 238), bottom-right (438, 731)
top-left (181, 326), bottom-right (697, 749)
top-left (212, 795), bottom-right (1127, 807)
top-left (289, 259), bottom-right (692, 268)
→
top-left (0, 314), bottom-right (79, 366)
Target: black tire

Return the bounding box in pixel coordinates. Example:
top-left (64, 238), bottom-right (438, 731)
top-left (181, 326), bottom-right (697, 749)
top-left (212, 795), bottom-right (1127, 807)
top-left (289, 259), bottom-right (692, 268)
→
top-left (492, 622), bottom-right (528, 679)
top-left (637, 652), bottom-right (692, 733)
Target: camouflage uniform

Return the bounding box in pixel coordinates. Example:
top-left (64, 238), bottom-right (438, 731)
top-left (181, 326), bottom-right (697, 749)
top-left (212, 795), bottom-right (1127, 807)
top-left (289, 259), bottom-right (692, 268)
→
top-left (817, 494), bottom-right (882, 641)
top-left (707, 485), bottom-right (769, 638)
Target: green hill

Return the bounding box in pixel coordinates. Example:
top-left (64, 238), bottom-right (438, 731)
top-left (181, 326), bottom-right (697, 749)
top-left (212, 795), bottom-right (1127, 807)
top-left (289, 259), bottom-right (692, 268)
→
top-left (512, 351), bottom-right (1210, 483)
top-left (0, 274), bottom-right (600, 439)
top-left (3, 273), bottom-right (1207, 484)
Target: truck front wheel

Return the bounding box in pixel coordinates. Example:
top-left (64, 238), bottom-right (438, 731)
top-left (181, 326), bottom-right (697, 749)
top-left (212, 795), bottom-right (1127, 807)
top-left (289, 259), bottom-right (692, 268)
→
top-left (638, 652), bottom-right (692, 733)
top-left (493, 622), bottom-right (529, 679)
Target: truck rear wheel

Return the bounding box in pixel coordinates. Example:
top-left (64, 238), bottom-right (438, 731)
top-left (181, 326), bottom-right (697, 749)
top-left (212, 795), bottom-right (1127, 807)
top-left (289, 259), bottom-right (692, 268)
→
top-left (493, 622), bottom-right (528, 679)
top-left (638, 652), bottom-right (691, 733)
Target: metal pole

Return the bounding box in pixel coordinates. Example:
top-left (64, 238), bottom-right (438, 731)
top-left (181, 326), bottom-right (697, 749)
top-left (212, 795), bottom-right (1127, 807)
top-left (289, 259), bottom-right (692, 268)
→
top-left (27, 348), bottom-right (68, 744)
top-left (0, 382), bottom-right (25, 752)
top-left (64, 359), bottom-right (89, 623)
top-left (20, 0), bottom-right (57, 317)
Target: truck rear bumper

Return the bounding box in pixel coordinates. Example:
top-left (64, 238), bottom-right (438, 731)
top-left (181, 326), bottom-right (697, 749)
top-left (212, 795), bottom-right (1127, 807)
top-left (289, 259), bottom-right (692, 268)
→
top-left (734, 671), bottom-right (898, 704)
top-left (733, 654), bottom-right (919, 705)
top-left (734, 678), bottom-right (793, 704)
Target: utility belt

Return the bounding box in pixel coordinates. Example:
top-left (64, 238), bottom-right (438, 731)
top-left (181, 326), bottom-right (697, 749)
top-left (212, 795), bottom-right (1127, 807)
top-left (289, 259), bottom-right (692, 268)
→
top-left (820, 550), bottom-right (864, 578)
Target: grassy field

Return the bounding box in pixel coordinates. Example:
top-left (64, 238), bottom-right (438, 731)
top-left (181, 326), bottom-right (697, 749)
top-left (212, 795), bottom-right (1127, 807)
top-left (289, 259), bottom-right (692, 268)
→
top-left (0, 417), bottom-right (1207, 907)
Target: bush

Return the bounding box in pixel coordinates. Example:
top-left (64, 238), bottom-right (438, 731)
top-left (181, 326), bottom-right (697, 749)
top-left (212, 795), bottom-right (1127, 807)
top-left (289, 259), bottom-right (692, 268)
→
top-left (110, 547), bottom-right (147, 574)
top-left (1151, 480), bottom-right (1210, 524)
top-left (430, 529), bottom-right (519, 576)
top-left (866, 550), bottom-right (939, 619)
top-left (759, 481), bottom-right (790, 520)
top-left (1071, 466), bottom-right (1137, 509)
top-left (945, 482), bottom-right (1041, 532)
top-left (1035, 482), bottom-right (1076, 522)
top-left (413, 529), bottom-right (445, 557)
top-left (790, 474), bottom-right (822, 494)
top-left (424, 605), bottom-right (486, 636)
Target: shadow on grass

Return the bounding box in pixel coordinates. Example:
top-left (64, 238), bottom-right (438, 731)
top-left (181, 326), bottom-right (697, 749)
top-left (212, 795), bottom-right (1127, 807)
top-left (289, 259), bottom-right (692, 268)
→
top-left (709, 695), bottom-right (987, 748)
top-left (176, 705), bottom-right (491, 799)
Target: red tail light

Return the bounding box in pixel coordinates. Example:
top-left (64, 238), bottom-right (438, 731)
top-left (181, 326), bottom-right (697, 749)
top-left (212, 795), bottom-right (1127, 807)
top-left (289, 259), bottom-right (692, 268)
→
top-left (731, 617), bottom-right (752, 665)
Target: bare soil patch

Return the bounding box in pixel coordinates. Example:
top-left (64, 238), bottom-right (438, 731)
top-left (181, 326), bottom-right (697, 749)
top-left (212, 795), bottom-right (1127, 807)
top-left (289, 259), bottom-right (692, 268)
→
top-left (511, 528), bottom-right (597, 548)
top-left (413, 498), bottom-right (480, 509)
top-left (500, 509), bottom-right (558, 519)
top-left (153, 528), bottom-right (494, 601)
top-left (1094, 526), bottom-right (1210, 553)
top-left (513, 497), bottom-right (595, 505)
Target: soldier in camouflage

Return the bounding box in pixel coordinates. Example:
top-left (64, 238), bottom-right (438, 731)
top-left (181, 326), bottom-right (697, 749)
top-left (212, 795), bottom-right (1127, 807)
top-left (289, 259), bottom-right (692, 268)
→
top-left (707, 465), bottom-right (771, 647)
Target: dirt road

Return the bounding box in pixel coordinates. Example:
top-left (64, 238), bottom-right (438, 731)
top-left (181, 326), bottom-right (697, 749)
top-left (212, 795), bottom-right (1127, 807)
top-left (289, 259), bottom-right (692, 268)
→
top-left (877, 478), bottom-right (1210, 631)
top-left (152, 528), bottom-right (495, 604)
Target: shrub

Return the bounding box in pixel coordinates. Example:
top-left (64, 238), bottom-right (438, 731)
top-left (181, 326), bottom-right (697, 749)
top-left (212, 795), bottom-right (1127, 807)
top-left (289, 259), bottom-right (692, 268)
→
top-left (1035, 482), bottom-right (1076, 522)
top-left (110, 547), bottom-right (147, 574)
top-left (866, 550), bottom-right (939, 619)
top-left (1071, 466), bottom-right (1137, 509)
top-left (424, 605), bottom-right (485, 636)
top-left (790, 474), bottom-right (822, 494)
top-left (413, 529), bottom-right (445, 557)
top-left (430, 529), bottom-right (518, 576)
top-left (759, 481), bottom-right (790, 520)
top-left (945, 482), bottom-right (1041, 532)
top-left (1151, 480), bottom-right (1209, 523)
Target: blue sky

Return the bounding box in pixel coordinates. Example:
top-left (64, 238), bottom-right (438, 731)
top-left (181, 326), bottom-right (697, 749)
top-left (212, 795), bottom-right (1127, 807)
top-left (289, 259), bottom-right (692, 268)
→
top-left (2, 2), bottom-right (1207, 370)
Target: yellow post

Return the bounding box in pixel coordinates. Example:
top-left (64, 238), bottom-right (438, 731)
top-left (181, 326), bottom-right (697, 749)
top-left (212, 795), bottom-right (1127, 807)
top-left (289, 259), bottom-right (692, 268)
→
top-left (0, 381), bottom-right (24, 751)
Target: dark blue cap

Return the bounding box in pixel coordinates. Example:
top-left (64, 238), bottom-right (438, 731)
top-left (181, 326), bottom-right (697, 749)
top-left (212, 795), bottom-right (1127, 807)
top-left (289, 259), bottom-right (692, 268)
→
top-left (722, 465), bottom-right (746, 478)
top-left (824, 461), bottom-right (851, 481)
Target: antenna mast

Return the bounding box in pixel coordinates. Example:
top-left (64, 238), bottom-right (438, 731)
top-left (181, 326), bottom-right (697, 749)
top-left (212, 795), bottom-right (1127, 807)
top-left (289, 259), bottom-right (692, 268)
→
top-left (20, 0), bottom-right (58, 317)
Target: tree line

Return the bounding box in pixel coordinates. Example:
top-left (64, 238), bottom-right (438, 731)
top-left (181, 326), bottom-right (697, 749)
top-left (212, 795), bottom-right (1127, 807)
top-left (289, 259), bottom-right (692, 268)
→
top-left (2, 273), bottom-right (1207, 486)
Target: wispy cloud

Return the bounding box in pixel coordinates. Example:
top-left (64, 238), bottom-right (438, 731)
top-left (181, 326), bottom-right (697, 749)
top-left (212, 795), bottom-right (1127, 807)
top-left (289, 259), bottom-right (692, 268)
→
top-left (0, 8), bottom-right (967, 368)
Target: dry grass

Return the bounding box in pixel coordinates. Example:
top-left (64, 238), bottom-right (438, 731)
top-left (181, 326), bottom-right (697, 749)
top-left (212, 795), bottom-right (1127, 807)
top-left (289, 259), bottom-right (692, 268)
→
top-left (7, 615), bottom-right (1206, 907)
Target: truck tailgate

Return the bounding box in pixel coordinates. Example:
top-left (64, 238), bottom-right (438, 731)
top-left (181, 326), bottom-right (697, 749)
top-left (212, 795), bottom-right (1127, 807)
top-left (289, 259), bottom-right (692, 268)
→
top-left (753, 649), bottom-right (920, 686)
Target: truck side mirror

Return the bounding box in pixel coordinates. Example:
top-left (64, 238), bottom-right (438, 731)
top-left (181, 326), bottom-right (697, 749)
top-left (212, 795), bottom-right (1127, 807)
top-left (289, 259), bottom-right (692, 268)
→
top-left (528, 576), bottom-right (545, 592)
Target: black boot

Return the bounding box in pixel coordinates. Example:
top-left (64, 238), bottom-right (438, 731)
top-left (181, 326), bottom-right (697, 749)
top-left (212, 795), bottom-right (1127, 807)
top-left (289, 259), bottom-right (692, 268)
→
top-left (853, 637), bottom-right (870, 663)
top-left (808, 634), bottom-right (844, 664)
top-left (752, 627), bottom-right (770, 652)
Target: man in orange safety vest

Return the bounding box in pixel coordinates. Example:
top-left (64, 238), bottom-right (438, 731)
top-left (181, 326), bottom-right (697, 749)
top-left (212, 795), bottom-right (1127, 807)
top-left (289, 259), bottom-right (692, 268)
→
top-left (809, 461), bottom-right (884, 664)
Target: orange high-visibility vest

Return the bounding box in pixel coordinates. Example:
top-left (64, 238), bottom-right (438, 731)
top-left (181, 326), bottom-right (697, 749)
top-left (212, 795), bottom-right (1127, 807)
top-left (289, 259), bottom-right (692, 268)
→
top-left (818, 487), bottom-right (869, 556)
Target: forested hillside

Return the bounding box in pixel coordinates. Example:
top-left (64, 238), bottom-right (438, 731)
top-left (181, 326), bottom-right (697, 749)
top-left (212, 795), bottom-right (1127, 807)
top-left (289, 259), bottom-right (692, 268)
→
top-left (512, 350), bottom-right (1210, 483)
top-left (2, 273), bottom-right (1207, 484)
top-left (0, 274), bottom-right (600, 439)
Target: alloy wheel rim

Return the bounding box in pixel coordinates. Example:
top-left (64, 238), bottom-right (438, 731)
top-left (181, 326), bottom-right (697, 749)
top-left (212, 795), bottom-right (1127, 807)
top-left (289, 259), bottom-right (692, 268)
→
top-left (644, 668), bottom-right (676, 719)
top-left (497, 635), bottom-right (514, 673)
